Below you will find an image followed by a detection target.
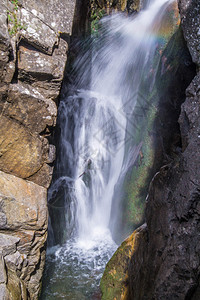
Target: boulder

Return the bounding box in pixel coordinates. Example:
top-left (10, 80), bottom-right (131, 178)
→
top-left (0, 171), bottom-right (47, 230)
top-left (101, 224), bottom-right (147, 300)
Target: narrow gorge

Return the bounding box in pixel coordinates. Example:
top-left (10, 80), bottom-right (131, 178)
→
top-left (0, 0), bottom-right (199, 299)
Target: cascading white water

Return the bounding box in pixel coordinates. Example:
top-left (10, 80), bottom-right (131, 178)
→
top-left (41, 0), bottom-right (175, 298)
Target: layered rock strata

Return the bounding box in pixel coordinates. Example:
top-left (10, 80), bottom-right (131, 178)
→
top-left (0, 0), bottom-right (75, 298)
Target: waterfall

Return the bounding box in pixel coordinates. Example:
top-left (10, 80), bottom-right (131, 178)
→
top-left (41, 0), bottom-right (176, 298)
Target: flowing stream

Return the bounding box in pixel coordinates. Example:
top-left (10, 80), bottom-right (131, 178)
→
top-left (41, 0), bottom-right (175, 298)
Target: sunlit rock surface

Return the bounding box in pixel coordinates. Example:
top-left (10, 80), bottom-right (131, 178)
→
top-left (0, 0), bottom-right (70, 187)
top-left (0, 115), bottom-right (48, 179)
top-left (0, 0), bottom-right (75, 298)
top-left (0, 171), bottom-right (47, 299)
top-left (5, 83), bottom-right (57, 133)
top-left (20, 0), bottom-right (75, 36)
top-left (101, 224), bottom-right (147, 300)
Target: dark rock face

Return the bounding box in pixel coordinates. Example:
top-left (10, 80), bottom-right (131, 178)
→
top-left (129, 157), bottom-right (200, 299)
top-left (127, 1), bottom-right (200, 299)
top-left (178, 0), bottom-right (200, 67)
top-left (101, 22), bottom-right (197, 300)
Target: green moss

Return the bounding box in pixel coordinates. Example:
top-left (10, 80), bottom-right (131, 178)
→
top-left (7, 0), bottom-right (27, 37)
top-left (91, 8), bottom-right (105, 34)
top-left (122, 92), bottom-right (158, 234)
top-left (101, 226), bottom-right (147, 299)
top-left (100, 236), bottom-right (132, 299)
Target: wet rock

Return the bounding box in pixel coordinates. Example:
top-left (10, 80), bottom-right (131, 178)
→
top-left (103, 3), bottom-right (198, 299)
top-left (129, 126), bottom-right (200, 298)
top-left (127, 0), bottom-right (141, 13)
top-left (179, 73), bottom-right (200, 151)
top-left (110, 2), bottom-right (182, 241)
top-left (91, 0), bottom-right (141, 15)
top-left (101, 224), bottom-right (147, 300)
top-left (127, 23), bottom-right (200, 300)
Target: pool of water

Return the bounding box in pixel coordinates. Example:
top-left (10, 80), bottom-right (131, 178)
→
top-left (40, 228), bottom-right (117, 300)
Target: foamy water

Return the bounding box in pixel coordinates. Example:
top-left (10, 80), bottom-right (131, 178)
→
top-left (41, 230), bottom-right (117, 299)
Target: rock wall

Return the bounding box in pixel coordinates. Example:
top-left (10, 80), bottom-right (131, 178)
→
top-left (0, 0), bottom-right (75, 298)
top-left (128, 1), bottom-right (200, 299)
top-left (101, 0), bottom-right (200, 299)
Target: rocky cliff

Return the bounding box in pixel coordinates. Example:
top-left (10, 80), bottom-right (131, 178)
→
top-left (128, 1), bottom-right (200, 298)
top-left (101, 0), bottom-right (200, 299)
top-left (0, 0), bottom-right (75, 298)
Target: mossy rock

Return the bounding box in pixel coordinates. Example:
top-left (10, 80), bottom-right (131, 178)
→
top-left (100, 224), bottom-right (147, 300)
